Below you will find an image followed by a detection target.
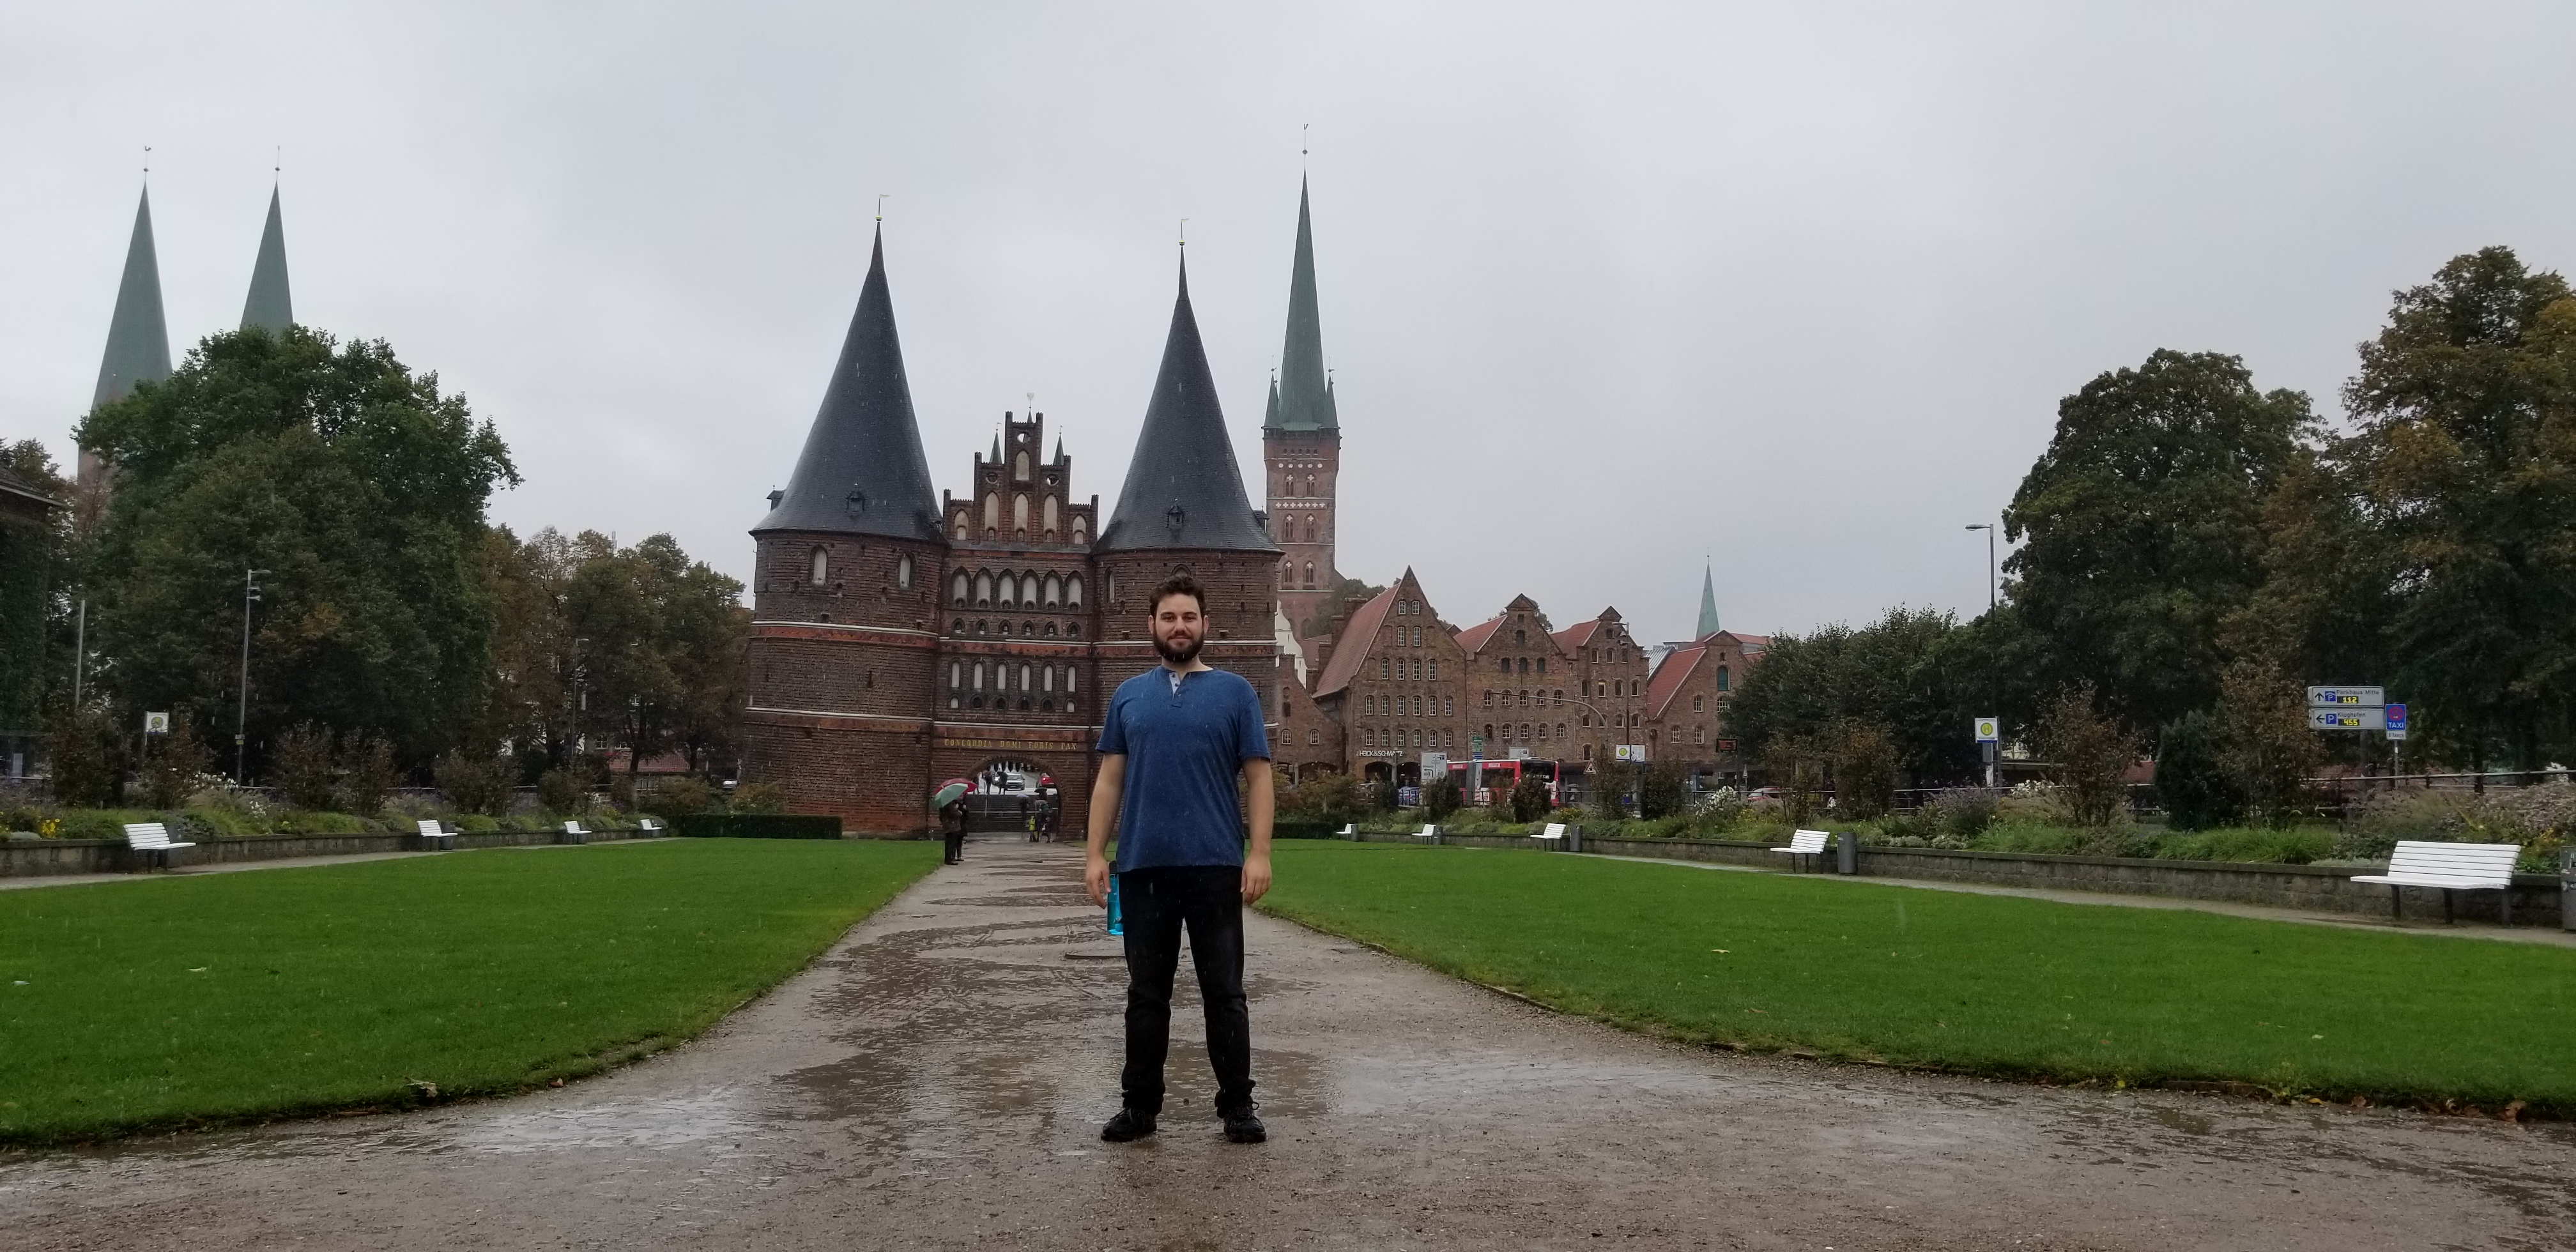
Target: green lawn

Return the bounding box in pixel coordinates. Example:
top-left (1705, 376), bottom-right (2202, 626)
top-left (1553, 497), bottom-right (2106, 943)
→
top-left (1261, 842), bottom-right (2576, 1113)
top-left (0, 839), bottom-right (937, 1144)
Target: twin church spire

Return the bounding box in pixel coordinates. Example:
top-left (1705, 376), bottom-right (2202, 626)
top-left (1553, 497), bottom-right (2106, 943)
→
top-left (90, 179), bottom-right (296, 413)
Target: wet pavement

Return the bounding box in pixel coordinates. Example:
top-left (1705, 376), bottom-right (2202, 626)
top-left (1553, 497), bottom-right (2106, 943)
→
top-left (2, 839), bottom-right (2570, 1250)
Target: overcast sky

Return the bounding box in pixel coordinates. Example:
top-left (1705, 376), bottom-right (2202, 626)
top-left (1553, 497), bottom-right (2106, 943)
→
top-left (6, 3), bottom-right (2572, 646)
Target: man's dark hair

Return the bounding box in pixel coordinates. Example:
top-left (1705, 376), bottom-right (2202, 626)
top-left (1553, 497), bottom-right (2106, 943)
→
top-left (1148, 572), bottom-right (1208, 616)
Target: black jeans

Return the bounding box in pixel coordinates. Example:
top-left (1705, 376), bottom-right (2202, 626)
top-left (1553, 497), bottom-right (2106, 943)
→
top-left (1118, 866), bottom-right (1254, 1116)
top-left (943, 830), bottom-right (965, 863)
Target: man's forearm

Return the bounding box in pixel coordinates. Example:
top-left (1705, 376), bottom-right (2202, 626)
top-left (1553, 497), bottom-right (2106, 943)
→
top-left (1245, 760), bottom-right (1273, 858)
top-left (1087, 772), bottom-right (1122, 859)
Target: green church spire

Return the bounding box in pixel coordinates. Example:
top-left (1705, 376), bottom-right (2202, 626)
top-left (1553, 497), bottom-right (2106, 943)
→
top-left (93, 186), bottom-right (172, 409)
top-left (241, 185), bottom-right (293, 335)
top-left (1267, 178), bottom-right (1336, 431)
top-left (1696, 563), bottom-right (1721, 638)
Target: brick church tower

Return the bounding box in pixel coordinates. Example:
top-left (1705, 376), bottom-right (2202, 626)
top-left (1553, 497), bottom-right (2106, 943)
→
top-left (1094, 251), bottom-right (1284, 724)
top-left (740, 227), bottom-right (951, 830)
top-left (1262, 178), bottom-right (1341, 659)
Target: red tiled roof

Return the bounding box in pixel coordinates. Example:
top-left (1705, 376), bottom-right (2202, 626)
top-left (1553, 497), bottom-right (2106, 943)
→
top-left (1312, 585), bottom-right (1399, 698)
top-left (1452, 615), bottom-right (1504, 654)
top-left (1551, 619), bottom-right (1602, 651)
top-left (1644, 641), bottom-right (1706, 719)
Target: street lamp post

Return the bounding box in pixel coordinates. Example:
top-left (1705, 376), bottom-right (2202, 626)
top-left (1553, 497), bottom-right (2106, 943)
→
top-left (236, 569), bottom-right (270, 785)
top-left (1964, 524), bottom-right (1996, 612)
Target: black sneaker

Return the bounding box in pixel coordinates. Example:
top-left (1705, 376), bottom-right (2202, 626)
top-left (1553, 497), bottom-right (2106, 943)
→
top-left (1222, 1104), bottom-right (1266, 1143)
top-left (1100, 1108), bottom-right (1158, 1142)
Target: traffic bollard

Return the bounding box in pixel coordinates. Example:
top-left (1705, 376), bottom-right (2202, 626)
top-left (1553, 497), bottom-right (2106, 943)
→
top-left (1836, 830), bottom-right (1859, 875)
top-left (1566, 823), bottom-right (1583, 854)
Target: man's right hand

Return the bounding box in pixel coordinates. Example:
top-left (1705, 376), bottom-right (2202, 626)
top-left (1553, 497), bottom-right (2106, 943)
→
top-left (1084, 853), bottom-right (1111, 908)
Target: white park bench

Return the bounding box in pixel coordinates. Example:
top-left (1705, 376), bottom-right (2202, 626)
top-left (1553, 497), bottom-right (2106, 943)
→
top-left (1337, 823), bottom-right (1358, 840)
top-left (560, 820), bottom-right (592, 845)
top-left (1411, 823), bottom-right (1441, 844)
top-left (411, 820), bottom-right (459, 851)
top-left (123, 821), bottom-right (196, 871)
top-left (637, 818), bottom-right (665, 837)
top-left (1532, 823), bottom-right (1567, 844)
top-left (1772, 828), bottom-right (1830, 873)
top-left (2351, 840), bottom-right (2522, 924)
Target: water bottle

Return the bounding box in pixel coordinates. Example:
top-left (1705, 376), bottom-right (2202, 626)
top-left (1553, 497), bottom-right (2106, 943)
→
top-left (1105, 875), bottom-right (1124, 936)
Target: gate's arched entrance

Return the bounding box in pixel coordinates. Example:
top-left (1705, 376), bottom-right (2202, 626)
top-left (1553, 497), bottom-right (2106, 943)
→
top-left (963, 756), bottom-right (1059, 834)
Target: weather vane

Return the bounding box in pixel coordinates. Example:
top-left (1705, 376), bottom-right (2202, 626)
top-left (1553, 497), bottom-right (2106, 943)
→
top-left (1179, 218), bottom-right (1188, 247)
top-left (876, 194), bottom-right (889, 222)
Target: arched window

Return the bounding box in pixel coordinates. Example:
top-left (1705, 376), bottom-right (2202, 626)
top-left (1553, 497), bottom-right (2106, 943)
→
top-left (1556, 722), bottom-right (1567, 739)
top-left (809, 547), bottom-right (829, 584)
top-left (1066, 668), bottom-right (1078, 694)
top-left (1536, 658), bottom-right (1547, 675)
top-left (1514, 629), bottom-right (1526, 646)
top-left (1066, 576), bottom-right (1084, 607)
top-left (1020, 663), bottom-right (1032, 693)
top-left (982, 494), bottom-right (999, 531)
top-left (972, 662), bottom-right (986, 691)
top-left (1071, 518), bottom-right (1087, 546)
top-left (1304, 474), bottom-right (1315, 496)
top-left (1043, 495), bottom-right (1059, 536)
top-left (949, 661), bottom-right (962, 689)
top-left (1015, 450), bottom-right (1031, 481)
top-left (1717, 665), bottom-right (1730, 692)
top-left (951, 572), bottom-right (969, 607)
top-left (974, 572), bottom-right (993, 607)
top-left (1303, 562), bottom-right (1315, 588)
top-left (954, 515), bottom-right (970, 541)
top-left (1012, 494), bottom-right (1030, 534)
top-left (1042, 666), bottom-right (1055, 692)
top-left (896, 553), bottom-right (913, 589)
top-left (1043, 574), bottom-right (1062, 607)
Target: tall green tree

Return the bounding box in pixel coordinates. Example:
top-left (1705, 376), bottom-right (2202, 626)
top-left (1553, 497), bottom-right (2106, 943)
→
top-left (75, 328), bottom-right (516, 775)
top-left (1, 441), bottom-right (75, 745)
top-left (2004, 350), bottom-right (2312, 734)
top-left (482, 527), bottom-right (746, 781)
top-left (1728, 606), bottom-right (1988, 787)
top-left (2334, 248), bottom-right (2576, 773)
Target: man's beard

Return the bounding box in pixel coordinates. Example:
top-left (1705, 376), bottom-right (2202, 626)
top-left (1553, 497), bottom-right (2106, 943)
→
top-left (1154, 631), bottom-right (1204, 664)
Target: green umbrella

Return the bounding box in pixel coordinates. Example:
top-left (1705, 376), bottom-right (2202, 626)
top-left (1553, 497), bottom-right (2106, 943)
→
top-left (931, 779), bottom-right (972, 808)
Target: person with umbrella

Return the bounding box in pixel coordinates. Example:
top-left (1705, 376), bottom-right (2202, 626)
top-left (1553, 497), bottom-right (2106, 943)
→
top-left (933, 779), bottom-right (972, 865)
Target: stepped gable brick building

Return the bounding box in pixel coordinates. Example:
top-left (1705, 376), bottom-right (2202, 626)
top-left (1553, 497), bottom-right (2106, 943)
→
top-left (1638, 567), bottom-right (1769, 781)
top-left (1642, 629), bottom-right (1768, 780)
top-left (740, 233), bottom-right (1280, 834)
top-left (1262, 178), bottom-right (1342, 658)
top-left (1307, 569), bottom-right (1466, 784)
top-left (1554, 609), bottom-right (1650, 765)
top-left (1458, 595), bottom-right (1575, 763)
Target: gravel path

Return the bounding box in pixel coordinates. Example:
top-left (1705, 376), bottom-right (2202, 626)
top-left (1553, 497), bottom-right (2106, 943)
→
top-left (2, 839), bottom-right (2568, 1250)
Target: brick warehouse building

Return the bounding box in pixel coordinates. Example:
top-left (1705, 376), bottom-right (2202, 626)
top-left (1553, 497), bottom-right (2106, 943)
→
top-left (740, 230), bottom-right (1279, 835)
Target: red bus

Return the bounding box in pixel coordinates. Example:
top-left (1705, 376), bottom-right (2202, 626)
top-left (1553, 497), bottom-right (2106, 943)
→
top-left (1446, 758), bottom-right (1562, 807)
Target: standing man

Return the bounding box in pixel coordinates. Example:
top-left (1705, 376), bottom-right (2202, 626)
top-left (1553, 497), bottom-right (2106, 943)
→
top-left (1086, 572), bottom-right (1273, 1145)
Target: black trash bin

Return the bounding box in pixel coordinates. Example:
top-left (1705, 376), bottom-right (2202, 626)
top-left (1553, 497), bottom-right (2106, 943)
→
top-left (2561, 849), bottom-right (2573, 933)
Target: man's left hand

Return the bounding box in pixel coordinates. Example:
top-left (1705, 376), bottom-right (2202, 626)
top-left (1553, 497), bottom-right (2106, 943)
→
top-left (1241, 853), bottom-right (1273, 904)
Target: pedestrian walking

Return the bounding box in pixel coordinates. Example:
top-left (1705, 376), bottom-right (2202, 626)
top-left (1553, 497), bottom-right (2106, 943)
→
top-left (1085, 572), bottom-right (1273, 1145)
top-left (938, 794), bottom-right (969, 865)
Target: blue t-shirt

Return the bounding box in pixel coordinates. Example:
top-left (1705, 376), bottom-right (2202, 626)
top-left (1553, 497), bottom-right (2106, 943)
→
top-left (1096, 666), bottom-right (1270, 872)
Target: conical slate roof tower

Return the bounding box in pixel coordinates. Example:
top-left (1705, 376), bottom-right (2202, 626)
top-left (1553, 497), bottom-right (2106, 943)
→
top-left (1096, 253), bottom-right (1275, 553)
top-left (241, 186), bottom-right (293, 334)
top-left (755, 227), bottom-right (943, 542)
top-left (1697, 563), bottom-right (1721, 639)
top-left (93, 186), bottom-right (172, 410)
